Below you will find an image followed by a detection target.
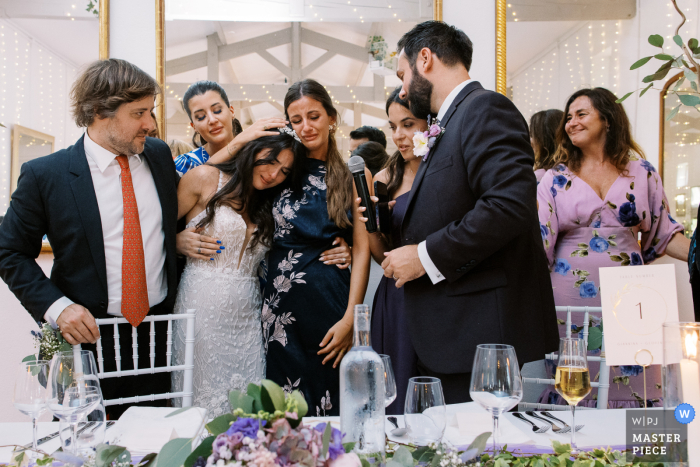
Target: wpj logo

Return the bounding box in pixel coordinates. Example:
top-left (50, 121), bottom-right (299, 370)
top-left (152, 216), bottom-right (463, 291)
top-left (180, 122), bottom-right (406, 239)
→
top-left (625, 409), bottom-right (687, 462)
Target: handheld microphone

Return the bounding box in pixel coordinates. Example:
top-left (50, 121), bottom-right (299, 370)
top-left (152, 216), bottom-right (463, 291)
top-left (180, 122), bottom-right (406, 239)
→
top-left (347, 155), bottom-right (378, 233)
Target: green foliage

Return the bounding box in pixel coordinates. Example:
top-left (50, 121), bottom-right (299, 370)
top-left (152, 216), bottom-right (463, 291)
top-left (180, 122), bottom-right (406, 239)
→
top-left (588, 326), bottom-right (603, 351)
top-left (261, 379), bottom-right (286, 412)
top-left (96, 444), bottom-right (127, 467)
top-left (206, 413), bottom-right (236, 436)
top-left (229, 389), bottom-right (255, 414)
top-left (185, 436), bottom-right (216, 467)
top-left (648, 34), bottom-right (664, 47)
top-left (137, 453), bottom-right (158, 466)
top-left (155, 438), bottom-right (192, 467)
top-left (322, 421), bottom-right (332, 458)
top-left (630, 57), bottom-right (652, 70)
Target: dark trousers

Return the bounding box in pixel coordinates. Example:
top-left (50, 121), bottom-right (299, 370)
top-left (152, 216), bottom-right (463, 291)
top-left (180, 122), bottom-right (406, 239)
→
top-left (691, 270), bottom-right (700, 322)
top-left (82, 303), bottom-right (170, 419)
top-left (416, 359), bottom-right (472, 405)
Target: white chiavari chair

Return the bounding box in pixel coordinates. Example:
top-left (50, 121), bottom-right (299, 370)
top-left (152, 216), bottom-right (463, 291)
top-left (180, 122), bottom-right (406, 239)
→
top-left (520, 306), bottom-right (609, 411)
top-left (74, 312), bottom-right (195, 407)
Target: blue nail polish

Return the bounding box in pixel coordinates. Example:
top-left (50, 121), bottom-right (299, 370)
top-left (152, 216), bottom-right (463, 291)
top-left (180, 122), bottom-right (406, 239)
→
top-left (217, 240), bottom-right (222, 244)
top-left (219, 246), bottom-right (225, 249)
top-left (210, 258), bottom-right (214, 261)
top-left (217, 250), bottom-right (222, 254)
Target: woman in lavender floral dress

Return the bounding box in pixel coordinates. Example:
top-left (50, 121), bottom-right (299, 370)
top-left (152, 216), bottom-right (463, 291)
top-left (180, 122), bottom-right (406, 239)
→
top-left (537, 88), bottom-right (690, 408)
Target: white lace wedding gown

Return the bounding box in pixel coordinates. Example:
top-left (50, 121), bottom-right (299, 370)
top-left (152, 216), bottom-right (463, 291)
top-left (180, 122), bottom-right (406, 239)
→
top-left (171, 171), bottom-right (268, 417)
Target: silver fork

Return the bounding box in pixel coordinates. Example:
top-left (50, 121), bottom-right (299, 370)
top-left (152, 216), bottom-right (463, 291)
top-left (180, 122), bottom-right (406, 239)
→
top-left (525, 411), bottom-right (568, 433)
top-left (512, 413), bottom-right (549, 433)
top-left (540, 411), bottom-right (584, 432)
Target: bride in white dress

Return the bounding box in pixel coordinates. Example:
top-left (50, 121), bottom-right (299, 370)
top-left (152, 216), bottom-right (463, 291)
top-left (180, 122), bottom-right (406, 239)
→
top-left (171, 131), bottom-right (302, 416)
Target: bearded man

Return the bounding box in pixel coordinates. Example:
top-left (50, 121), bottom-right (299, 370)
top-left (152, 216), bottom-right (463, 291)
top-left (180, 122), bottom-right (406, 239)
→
top-left (0, 59), bottom-right (179, 417)
top-left (381, 21), bottom-right (559, 403)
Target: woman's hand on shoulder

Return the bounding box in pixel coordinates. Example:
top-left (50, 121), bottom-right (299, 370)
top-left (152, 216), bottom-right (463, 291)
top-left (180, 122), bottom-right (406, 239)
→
top-left (320, 237), bottom-right (352, 269)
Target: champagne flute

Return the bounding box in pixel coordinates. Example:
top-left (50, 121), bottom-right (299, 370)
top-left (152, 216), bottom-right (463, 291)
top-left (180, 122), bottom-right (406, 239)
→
top-left (379, 354), bottom-right (397, 407)
top-left (47, 350), bottom-right (103, 456)
top-left (469, 344), bottom-right (523, 454)
top-left (13, 360), bottom-right (49, 459)
top-left (554, 337), bottom-right (591, 454)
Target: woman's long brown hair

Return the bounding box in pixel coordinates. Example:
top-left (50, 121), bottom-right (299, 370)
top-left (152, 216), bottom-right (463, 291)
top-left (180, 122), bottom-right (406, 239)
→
top-left (553, 87), bottom-right (645, 173)
top-left (284, 79), bottom-right (353, 228)
top-left (383, 87), bottom-right (410, 198)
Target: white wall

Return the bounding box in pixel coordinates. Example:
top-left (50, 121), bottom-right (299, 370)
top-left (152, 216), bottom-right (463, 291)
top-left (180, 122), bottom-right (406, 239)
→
top-left (508, 0), bottom-right (700, 170)
top-left (443, 0), bottom-right (496, 90)
top-left (0, 19), bottom-right (84, 212)
top-left (0, 18), bottom-right (84, 422)
top-left (1, 254), bottom-right (54, 422)
top-left (110, 0), bottom-right (156, 78)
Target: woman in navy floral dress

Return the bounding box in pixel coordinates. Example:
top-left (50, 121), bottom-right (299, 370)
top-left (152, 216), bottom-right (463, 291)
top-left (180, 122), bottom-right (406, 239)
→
top-left (261, 80), bottom-right (371, 416)
top-left (537, 88), bottom-right (689, 407)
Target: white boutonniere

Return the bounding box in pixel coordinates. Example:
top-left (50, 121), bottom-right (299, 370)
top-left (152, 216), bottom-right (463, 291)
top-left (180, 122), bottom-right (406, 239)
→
top-left (413, 116), bottom-right (445, 162)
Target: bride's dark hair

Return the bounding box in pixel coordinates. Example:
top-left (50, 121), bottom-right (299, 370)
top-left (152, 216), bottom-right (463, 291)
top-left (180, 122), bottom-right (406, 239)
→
top-left (198, 134), bottom-right (307, 247)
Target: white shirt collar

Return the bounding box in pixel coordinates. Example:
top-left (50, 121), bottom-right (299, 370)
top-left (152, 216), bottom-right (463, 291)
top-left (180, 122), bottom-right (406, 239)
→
top-left (84, 130), bottom-right (140, 173)
top-left (436, 79), bottom-right (475, 122)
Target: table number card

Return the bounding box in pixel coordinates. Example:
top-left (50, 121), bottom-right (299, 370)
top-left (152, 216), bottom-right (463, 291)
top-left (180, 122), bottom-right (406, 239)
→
top-left (600, 264), bottom-right (679, 366)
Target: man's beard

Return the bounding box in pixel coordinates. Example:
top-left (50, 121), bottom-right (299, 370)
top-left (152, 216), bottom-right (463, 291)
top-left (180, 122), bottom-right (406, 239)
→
top-left (106, 120), bottom-right (147, 156)
top-left (406, 66), bottom-right (433, 120)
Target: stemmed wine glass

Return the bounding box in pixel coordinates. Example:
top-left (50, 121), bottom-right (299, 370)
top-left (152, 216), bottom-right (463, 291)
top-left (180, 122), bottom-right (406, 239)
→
top-left (47, 350), bottom-right (103, 456)
top-left (379, 354), bottom-right (397, 407)
top-left (469, 344), bottom-right (523, 454)
top-left (13, 360), bottom-right (49, 459)
top-left (554, 338), bottom-right (591, 454)
top-left (404, 377), bottom-right (446, 445)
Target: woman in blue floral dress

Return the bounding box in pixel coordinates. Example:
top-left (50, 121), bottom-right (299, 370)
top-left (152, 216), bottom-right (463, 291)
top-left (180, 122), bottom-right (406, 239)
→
top-left (537, 88), bottom-right (689, 408)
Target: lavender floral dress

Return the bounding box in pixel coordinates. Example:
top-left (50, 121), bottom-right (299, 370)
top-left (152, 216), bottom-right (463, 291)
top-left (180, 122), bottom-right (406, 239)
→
top-left (537, 157), bottom-right (683, 407)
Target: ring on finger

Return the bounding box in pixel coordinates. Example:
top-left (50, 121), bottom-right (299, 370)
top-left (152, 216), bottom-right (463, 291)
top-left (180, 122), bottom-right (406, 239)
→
top-left (197, 248), bottom-right (201, 254)
top-left (263, 125), bottom-right (268, 130)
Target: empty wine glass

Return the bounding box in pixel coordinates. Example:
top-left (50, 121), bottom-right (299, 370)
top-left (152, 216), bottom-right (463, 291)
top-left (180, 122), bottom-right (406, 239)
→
top-left (469, 344), bottom-right (523, 454)
top-left (47, 350), bottom-right (103, 456)
top-left (13, 360), bottom-right (49, 459)
top-left (404, 377), bottom-right (446, 445)
top-left (554, 338), bottom-right (591, 455)
top-left (379, 354), bottom-right (397, 407)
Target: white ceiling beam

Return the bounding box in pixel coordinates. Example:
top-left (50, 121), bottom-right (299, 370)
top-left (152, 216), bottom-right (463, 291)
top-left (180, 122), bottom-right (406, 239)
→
top-left (336, 103), bottom-right (388, 120)
top-left (302, 51), bottom-right (336, 79)
top-left (269, 101), bottom-right (285, 113)
top-left (507, 0), bottom-right (635, 21)
top-left (166, 28), bottom-right (292, 77)
top-left (257, 50), bottom-right (292, 79)
top-left (207, 33), bottom-right (220, 82)
top-left (301, 28), bottom-right (368, 62)
top-left (168, 83), bottom-right (377, 102)
top-left (219, 27), bottom-right (292, 62)
top-left (291, 22), bottom-right (302, 83)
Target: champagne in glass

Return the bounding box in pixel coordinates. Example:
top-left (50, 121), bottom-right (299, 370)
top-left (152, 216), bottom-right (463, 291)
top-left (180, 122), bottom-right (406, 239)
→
top-left (554, 338), bottom-right (591, 454)
top-left (13, 360), bottom-right (49, 459)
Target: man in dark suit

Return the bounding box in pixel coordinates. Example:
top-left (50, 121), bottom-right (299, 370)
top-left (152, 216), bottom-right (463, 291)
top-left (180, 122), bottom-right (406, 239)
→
top-left (0, 59), bottom-right (179, 417)
top-left (381, 21), bottom-right (559, 403)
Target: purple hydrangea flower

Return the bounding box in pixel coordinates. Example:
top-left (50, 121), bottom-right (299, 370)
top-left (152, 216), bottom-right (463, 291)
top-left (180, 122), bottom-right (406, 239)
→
top-left (314, 423), bottom-right (345, 460)
top-left (227, 417), bottom-right (265, 439)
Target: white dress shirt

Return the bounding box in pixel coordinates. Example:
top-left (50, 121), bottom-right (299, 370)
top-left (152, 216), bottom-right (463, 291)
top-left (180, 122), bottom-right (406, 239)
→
top-left (45, 132), bottom-right (168, 326)
top-left (417, 79), bottom-right (475, 284)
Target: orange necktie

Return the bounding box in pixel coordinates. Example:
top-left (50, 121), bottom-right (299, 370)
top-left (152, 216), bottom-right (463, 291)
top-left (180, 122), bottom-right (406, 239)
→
top-left (116, 155), bottom-right (149, 327)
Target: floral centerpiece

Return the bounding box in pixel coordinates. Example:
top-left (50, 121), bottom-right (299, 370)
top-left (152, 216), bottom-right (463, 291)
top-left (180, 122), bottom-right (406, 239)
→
top-left (9, 379), bottom-right (662, 466)
top-left (23, 322), bottom-right (71, 364)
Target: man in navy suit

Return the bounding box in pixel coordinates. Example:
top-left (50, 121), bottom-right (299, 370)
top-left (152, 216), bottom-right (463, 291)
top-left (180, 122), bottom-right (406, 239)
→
top-left (381, 21), bottom-right (559, 403)
top-left (0, 59), bottom-right (179, 416)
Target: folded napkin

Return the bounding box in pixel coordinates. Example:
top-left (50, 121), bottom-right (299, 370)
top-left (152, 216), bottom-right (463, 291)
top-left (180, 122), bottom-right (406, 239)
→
top-left (444, 402), bottom-right (535, 447)
top-left (107, 406), bottom-right (207, 454)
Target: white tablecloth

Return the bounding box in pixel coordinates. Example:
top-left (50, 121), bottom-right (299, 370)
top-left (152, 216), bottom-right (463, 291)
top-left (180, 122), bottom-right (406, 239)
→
top-left (0, 404), bottom-right (632, 464)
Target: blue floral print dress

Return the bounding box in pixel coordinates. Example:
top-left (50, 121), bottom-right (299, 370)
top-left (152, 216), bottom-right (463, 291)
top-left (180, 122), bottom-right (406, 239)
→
top-left (537, 157), bottom-right (683, 407)
top-left (262, 158), bottom-right (352, 417)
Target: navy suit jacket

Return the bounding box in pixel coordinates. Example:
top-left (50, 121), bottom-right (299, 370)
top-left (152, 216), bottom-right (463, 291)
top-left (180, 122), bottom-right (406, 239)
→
top-left (0, 136), bottom-right (179, 323)
top-left (401, 82), bottom-right (559, 374)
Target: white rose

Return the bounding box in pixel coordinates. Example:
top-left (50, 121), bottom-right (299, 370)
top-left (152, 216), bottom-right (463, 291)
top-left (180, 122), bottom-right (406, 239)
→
top-left (413, 132), bottom-right (429, 157)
